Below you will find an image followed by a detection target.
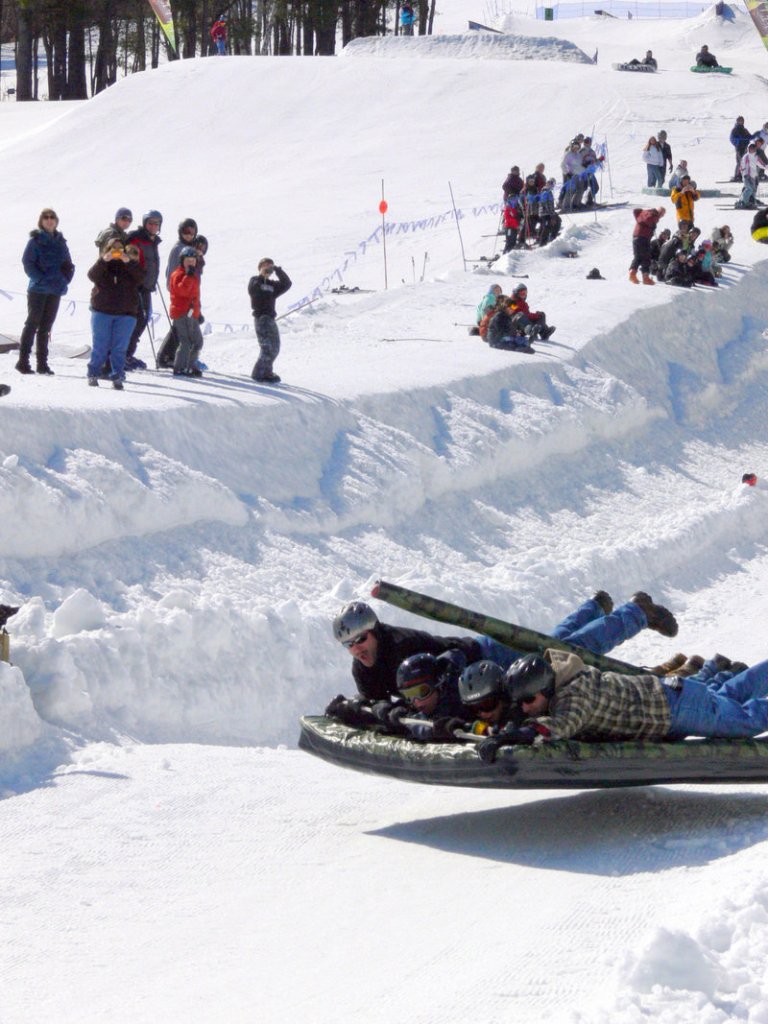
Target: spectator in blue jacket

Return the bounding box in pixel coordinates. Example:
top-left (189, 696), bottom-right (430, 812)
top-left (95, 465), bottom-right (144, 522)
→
top-left (400, 1), bottom-right (416, 34)
top-left (17, 208), bottom-right (74, 376)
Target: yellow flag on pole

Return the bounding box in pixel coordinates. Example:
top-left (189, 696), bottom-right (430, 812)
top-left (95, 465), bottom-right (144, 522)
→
top-left (147, 0), bottom-right (177, 53)
top-left (745, 0), bottom-right (768, 55)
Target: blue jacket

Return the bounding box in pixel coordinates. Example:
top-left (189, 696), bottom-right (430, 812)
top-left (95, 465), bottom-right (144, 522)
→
top-left (22, 230), bottom-right (74, 296)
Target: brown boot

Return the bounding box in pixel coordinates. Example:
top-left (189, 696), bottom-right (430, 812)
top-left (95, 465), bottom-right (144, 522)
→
top-left (631, 592), bottom-right (679, 637)
top-left (629, 269), bottom-right (639, 284)
top-left (645, 653), bottom-right (687, 676)
top-left (669, 655), bottom-right (705, 678)
top-left (642, 273), bottom-right (656, 285)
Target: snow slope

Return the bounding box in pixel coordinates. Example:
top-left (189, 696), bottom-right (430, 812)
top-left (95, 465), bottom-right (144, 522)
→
top-left (3, 6), bottom-right (768, 1020)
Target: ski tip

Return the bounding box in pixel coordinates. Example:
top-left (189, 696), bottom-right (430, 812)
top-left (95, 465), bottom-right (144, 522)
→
top-left (370, 580), bottom-right (381, 598)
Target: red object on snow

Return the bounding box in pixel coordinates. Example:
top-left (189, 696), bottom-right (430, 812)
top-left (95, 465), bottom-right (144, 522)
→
top-left (742, 473), bottom-right (758, 486)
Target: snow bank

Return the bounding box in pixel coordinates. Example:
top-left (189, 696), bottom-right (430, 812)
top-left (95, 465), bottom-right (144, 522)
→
top-left (0, 660), bottom-right (71, 790)
top-left (342, 31), bottom-right (594, 62)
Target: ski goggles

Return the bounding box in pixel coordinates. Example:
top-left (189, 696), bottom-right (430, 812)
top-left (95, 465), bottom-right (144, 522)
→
top-left (342, 631), bottom-right (369, 650)
top-left (399, 682), bottom-right (434, 702)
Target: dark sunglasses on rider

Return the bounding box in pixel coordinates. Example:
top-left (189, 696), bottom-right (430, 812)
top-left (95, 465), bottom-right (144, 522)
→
top-left (342, 631), bottom-right (369, 650)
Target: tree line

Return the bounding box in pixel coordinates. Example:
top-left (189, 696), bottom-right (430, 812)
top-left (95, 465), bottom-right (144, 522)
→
top-left (1, 0), bottom-right (437, 101)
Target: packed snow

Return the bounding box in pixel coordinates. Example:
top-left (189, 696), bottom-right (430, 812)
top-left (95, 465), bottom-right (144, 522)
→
top-left (2, 3), bottom-right (768, 1020)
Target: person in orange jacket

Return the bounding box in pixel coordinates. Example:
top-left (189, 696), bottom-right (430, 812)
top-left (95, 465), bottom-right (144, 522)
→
top-left (168, 247), bottom-right (204, 377)
top-left (670, 176), bottom-right (699, 224)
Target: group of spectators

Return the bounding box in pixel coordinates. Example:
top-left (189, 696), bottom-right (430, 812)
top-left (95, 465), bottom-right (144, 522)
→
top-left (9, 206), bottom-right (292, 390)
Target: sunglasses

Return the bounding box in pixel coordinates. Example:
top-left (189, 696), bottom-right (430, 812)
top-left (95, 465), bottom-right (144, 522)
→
top-left (147, 220), bottom-right (161, 226)
top-left (400, 682), bottom-right (433, 701)
top-left (342, 631), bottom-right (369, 650)
top-left (42, 215), bottom-right (57, 221)
top-left (118, 215), bottom-right (132, 221)
top-left (181, 228), bottom-right (196, 234)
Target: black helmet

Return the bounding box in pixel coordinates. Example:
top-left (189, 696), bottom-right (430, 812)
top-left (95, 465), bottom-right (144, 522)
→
top-left (396, 653), bottom-right (438, 697)
top-left (142, 209), bottom-right (163, 227)
top-left (458, 660), bottom-right (505, 706)
top-left (178, 217), bottom-right (198, 236)
top-left (332, 600), bottom-right (378, 646)
top-left (180, 246), bottom-right (198, 260)
top-left (505, 654), bottom-right (555, 705)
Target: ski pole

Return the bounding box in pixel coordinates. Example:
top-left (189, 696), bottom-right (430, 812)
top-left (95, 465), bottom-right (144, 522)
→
top-left (411, 255), bottom-right (416, 285)
top-left (420, 251), bottom-right (429, 282)
top-left (277, 296), bottom-right (319, 321)
top-left (448, 181), bottom-right (468, 269)
top-left (156, 283), bottom-right (173, 328)
top-left (145, 308), bottom-right (157, 364)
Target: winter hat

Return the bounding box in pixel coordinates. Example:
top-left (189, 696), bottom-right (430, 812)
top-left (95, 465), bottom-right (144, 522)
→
top-left (586, 267), bottom-right (605, 280)
top-left (115, 207), bottom-right (132, 221)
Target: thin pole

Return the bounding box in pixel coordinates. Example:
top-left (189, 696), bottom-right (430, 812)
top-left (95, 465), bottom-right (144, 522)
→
top-left (381, 179), bottom-right (388, 290)
top-left (448, 180), bottom-right (467, 268)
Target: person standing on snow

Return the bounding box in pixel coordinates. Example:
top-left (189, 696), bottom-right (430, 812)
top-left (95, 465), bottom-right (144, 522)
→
top-left (642, 136), bottom-right (666, 188)
top-left (94, 208), bottom-right (134, 251)
top-left (629, 205), bottom-right (665, 285)
top-left (657, 130), bottom-right (673, 185)
top-left (730, 116), bottom-right (752, 182)
top-left (169, 247), bottom-right (205, 377)
top-left (86, 240), bottom-right (143, 390)
top-left (125, 210), bottom-right (163, 370)
top-left (400, 1), bottom-right (416, 35)
top-left (670, 176), bottom-right (699, 224)
top-left (247, 259), bottom-right (291, 384)
top-left (210, 17), bottom-right (227, 54)
top-left (737, 143), bottom-right (761, 209)
top-left (16, 208), bottom-right (74, 376)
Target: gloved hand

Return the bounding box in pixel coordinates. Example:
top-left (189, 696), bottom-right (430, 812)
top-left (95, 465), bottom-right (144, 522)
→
top-left (185, 265), bottom-right (196, 276)
top-left (370, 701), bottom-right (396, 725)
top-left (197, 313), bottom-right (205, 324)
top-left (477, 737), bottom-right (501, 764)
top-left (334, 698), bottom-right (372, 726)
top-left (497, 725), bottom-right (538, 746)
top-left (431, 716), bottom-right (466, 741)
top-left (324, 694), bottom-right (348, 718)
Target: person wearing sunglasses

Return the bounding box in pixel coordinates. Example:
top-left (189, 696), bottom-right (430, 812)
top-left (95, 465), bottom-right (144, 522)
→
top-left (330, 590), bottom-right (678, 706)
top-left (124, 210), bottom-right (164, 370)
top-left (477, 650), bottom-right (768, 764)
top-left (16, 208), bottom-right (75, 376)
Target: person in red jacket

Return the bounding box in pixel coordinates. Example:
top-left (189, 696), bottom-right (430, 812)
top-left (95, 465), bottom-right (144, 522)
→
top-left (629, 206), bottom-right (666, 285)
top-left (210, 17), bottom-right (227, 55)
top-left (503, 197), bottom-right (522, 252)
top-left (168, 247), bottom-right (204, 377)
top-left (508, 283), bottom-right (556, 340)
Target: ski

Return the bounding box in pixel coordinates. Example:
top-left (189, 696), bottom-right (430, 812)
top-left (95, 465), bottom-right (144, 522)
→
top-left (470, 254), bottom-right (502, 265)
top-left (370, 578), bottom-right (645, 675)
top-left (561, 202), bottom-right (628, 213)
top-left (330, 285), bottom-right (376, 294)
top-left (612, 62), bottom-right (656, 73)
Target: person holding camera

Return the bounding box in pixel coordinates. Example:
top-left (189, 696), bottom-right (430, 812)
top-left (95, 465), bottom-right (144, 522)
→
top-left (168, 247), bottom-right (205, 377)
top-left (247, 259), bottom-right (292, 384)
top-left (86, 241), bottom-right (144, 390)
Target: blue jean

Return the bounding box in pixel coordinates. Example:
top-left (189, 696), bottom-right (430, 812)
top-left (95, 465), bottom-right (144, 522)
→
top-left (646, 164), bottom-right (663, 187)
top-left (88, 311), bottom-right (136, 380)
top-left (665, 660), bottom-right (768, 738)
top-left (476, 598), bottom-right (646, 669)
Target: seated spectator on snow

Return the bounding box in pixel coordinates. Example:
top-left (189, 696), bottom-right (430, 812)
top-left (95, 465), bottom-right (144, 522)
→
top-left (94, 208), bottom-right (133, 251)
top-left (474, 285), bottom-right (503, 332)
top-left (665, 250), bottom-right (695, 287)
top-left (502, 166), bottom-right (524, 199)
top-left (627, 49), bottom-right (657, 69)
top-left (649, 228), bottom-right (671, 277)
top-left (671, 176), bottom-right (699, 224)
top-left (478, 294), bottom-right (507, 340)
top-left (692, 244), bottom-right (718, 286)
top-left (668, 160), bottom-right (689, 190)
top-left (695, 45), bottom-right (719, 68)
top-left (487, 299), bottom-right (535, 352)
top-left (508, 283), bottom-right (556, 340)
top-left (751, 207), bottom-right (768, 243)
top-left (656, 219), bottom-right (689, 276)
top-left (503, 198), bottom-right (522, 252)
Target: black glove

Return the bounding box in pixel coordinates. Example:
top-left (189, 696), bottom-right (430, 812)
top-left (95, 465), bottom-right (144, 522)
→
top-left (435, 649), bottom-right (467, 686)
top-left (370, 701), bottom-right (396, 725)
top-left (333, 698), bottom-right (372, 727)
top-left (477, 737), bottom-right (501, 764)
top-left (431, 716), bottom-right (466, 741)
top-left (324, 694), bottom-right (348, 718)
top-left (498, 725), bottom-right (538, 746)
top-left (197, 313), bottom-right (205, 324)
top-left (185, 265), bottom-right (196, 276)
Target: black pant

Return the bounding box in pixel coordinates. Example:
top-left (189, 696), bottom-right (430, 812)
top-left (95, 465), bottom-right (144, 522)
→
top-left (19, 292), bottom-right (61, 368)
top-left (127, 288), bottom-right (152, 358)
top-left (630, 236), bottom-right (652, 273)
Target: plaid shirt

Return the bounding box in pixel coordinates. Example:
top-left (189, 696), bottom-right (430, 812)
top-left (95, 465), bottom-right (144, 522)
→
top-left (533, 650), bottom-right (672, 742)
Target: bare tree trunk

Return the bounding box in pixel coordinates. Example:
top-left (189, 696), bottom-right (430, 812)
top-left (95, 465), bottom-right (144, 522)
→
top-left (15, 3), bottom-right (34, 100)
top-left (67, 12), bottom-right (89, 98)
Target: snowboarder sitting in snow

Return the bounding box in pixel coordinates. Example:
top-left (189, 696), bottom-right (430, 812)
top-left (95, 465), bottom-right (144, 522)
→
top-left (751, 208), bottom-right (768, 244)
top-left (168, 247), bottom-right (205, 377)
top-left (503, 198), bottom-right (522, 253)
top-left (626, 49), bottom-right (657, 69)
top-left (664, 250), bottom-right (695, 288)
top-left (695, 45), bottom-right (719, 67)
top-left (691, 243), bottom-right (718, 286)
top-left (508, 283), bottom-right (556, 340)
top-left (474, 650), bottom-right (768, 764)
top-left (472, 284), bottom-right (502, 335)
top-left (487, 298), bottom-right (535, 352)
top-left (327, 590), bottom-right (678, 712)
top-left (477, 293), bottom-right (507, 340)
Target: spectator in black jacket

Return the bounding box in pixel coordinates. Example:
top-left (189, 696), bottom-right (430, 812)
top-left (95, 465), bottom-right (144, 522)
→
top-left (125, 210), bottom-right (163, 370)
top-left (502, 166), bottom-right (524, 199)
top-left (247, 258), bottom-right (291, 383)
top-left (730, 116), bottom-right (752, 181)
top-left (665, 250), bottom-right (695, 287)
